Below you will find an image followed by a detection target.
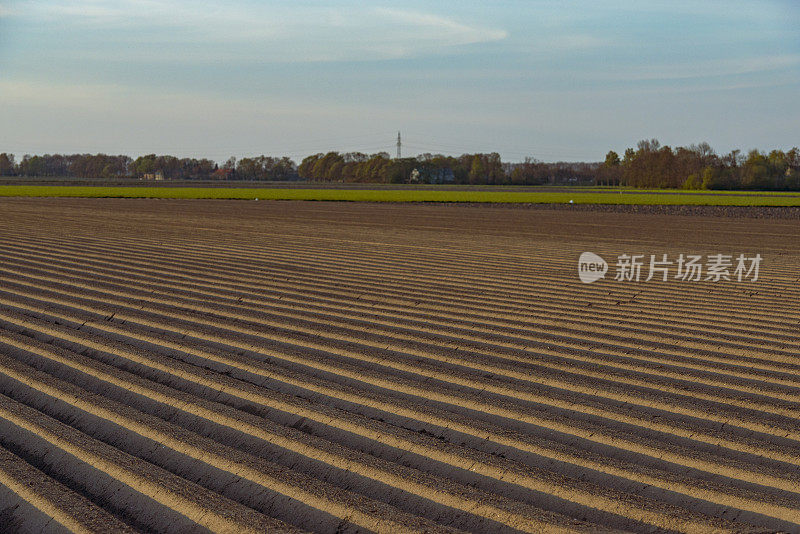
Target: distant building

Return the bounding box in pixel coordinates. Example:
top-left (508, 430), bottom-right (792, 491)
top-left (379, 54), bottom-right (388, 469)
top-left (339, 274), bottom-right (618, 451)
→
top-left (142, 171), bottom-right (164, 181)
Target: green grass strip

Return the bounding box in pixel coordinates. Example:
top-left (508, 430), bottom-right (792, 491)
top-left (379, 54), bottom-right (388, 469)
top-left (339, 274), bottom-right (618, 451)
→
top-left (1, 186), bottom-right (800, 206)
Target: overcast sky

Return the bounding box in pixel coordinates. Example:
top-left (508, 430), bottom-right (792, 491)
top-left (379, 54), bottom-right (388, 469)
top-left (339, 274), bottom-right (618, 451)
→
top-left (1, 1), bottom-right (798, 162)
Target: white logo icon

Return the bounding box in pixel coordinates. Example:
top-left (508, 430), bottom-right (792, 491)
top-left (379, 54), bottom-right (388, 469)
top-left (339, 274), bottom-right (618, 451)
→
top-left (578, 252), bottom-right (608, 284)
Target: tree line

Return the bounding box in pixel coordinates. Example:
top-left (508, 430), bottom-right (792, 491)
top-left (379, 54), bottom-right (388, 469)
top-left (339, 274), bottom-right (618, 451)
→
top-left (1, 140), bottom-right (798, 190)
top-left (0, 153), bottom-right (299, 181)
top-left (601, 141), bottom-right (800, 190)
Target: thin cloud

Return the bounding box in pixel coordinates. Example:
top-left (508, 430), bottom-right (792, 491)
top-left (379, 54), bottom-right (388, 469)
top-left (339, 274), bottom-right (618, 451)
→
top-left (0, 79), bottom-right (358, 118)
top-left (20, 1), bottom-right (508, 62)
top-left (373, 8), bottom-right (508, 46)
top-left (608, 55), bottom-right (800, 82)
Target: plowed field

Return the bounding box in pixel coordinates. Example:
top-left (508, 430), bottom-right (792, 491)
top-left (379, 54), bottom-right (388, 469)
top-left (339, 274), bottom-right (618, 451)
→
top-left (0, 197), bottom-right (798, 533)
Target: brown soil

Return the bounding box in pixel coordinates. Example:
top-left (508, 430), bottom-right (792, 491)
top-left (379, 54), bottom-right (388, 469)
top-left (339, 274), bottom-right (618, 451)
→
top-left (0, 197), bottom-right (798, 533)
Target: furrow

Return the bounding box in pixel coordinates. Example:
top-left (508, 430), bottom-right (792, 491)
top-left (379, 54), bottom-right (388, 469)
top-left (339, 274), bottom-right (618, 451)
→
top-left (3, 278), bottom-right (800, 469)
top-left (0, 393), bottom-right (298, 533)
top-left (4, 293), bottom-right (800, 525)
top-left (0, 307), bottom-right (783, 533)
top-left (0, 445), bottom-right (136, 534)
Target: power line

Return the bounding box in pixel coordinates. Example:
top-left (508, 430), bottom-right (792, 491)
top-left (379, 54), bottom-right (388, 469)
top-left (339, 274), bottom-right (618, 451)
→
top-left (2, 132), bottom-right (598, 163)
